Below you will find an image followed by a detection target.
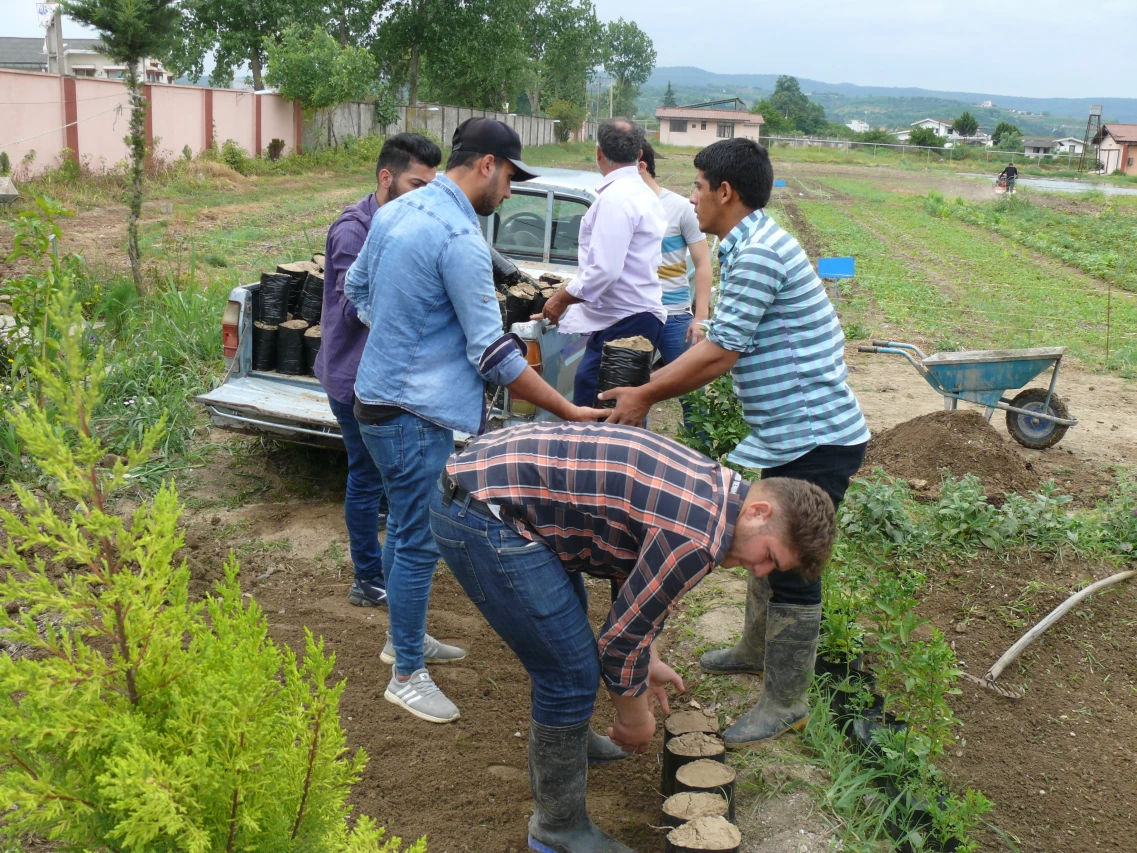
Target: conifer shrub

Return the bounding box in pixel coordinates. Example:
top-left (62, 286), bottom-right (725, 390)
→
top-left (0, 279), bottom-right (422, 851)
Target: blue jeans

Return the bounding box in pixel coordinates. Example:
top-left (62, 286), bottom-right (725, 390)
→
top-left (429, 488), bottom-right (599, 727)
top-left (657, 312), bottom-right (696, 432)
top-left (359, 412), bottom-right (454, 676)
top-left (328, 395), bottom-right (389, 585)
top-left (657, 312), bottom-right (693, 367)
top-left (573, 311), bottom-right (664, 407)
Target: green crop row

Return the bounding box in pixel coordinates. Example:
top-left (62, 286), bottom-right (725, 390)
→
top-left (794, 185), bottom-right (1137, 372)
top-left (951, 195), bottom-right (1137, 293)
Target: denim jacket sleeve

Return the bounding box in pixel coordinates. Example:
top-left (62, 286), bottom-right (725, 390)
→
top-left (440, 232), bottom-right (527, 387)
top-left (344, 227), bottom-right (374, 327)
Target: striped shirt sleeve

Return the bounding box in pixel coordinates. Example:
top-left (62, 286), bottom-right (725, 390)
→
top-left (706, 245), bottom-right (784, 353)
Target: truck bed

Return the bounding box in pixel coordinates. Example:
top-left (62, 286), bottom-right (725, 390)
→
top-left (196, 373), bottom-right (343, 448)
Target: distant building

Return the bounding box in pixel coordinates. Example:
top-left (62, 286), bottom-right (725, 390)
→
top-left (846, 119), bottom-right (871, 133)
top-left (1093, 124), bottom-right (1137, 174)
top-left (0, 18), bottom-right (173, 82)
top-left (911, 118), bottom-right (956, 137)
top-left (656, 98), bottom-right (764, 146)
top-left (1052, 137), bottom-right (1085, 155)
top-left (1021, 136), bottom-right (1056, 156)
top-left (979, 99), bottom-right (994, 108)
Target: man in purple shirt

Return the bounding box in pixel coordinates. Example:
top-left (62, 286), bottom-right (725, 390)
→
top-left (534, 119), bottom-right (667, 407)
top-left (314, 133), bottom-right (442, 608)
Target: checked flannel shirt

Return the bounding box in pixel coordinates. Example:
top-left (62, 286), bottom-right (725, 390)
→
top-left (445, 422), bottom-right (744, 697)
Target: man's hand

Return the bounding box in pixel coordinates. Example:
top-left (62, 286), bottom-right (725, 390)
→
top-left (687, 313), bottom-right (708, 345)
top-left (607, 695), bottom-right (656, 754)
top-left (531, 287), bottom-right (582, 326)
top-left (597, 385), bottom-right (651, 426)
top-left (646, 651), bottom-right (685, 716)
top-left (567, 405), bottom-right (611, 422)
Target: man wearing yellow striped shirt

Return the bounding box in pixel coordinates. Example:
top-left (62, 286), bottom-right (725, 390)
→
top-left (638, 142), bottom-right (713, 383)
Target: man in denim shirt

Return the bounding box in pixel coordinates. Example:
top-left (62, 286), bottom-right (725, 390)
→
top-left (314, 133), bottom-right (441, 610)
top-left (346, 118), bottom-right (605, 723)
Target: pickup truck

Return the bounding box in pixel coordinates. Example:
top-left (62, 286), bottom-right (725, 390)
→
top-left (196, 168), bottom-right (606, 447)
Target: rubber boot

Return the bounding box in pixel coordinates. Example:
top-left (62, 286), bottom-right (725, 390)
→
top-left (723, 602), bottom-right (821, 749)
top-left (527, 719), bottom-right (639, 853)
top-left (698, 573), bottom-right (771, 676)
top-left (587, 728), bottom-right (629, 765)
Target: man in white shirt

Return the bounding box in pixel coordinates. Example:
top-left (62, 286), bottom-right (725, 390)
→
top-left (535, 119), bottom-right (667, 407)
top-left (638, 141), bottom-right (712, 430)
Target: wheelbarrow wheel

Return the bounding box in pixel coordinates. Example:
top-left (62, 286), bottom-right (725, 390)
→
top-left (1006, 388), bottom-right (1070, 449)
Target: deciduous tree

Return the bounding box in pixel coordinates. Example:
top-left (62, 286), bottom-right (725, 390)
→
top-left (63, 0), bottom-right (181, 291)
top-left (750, 99), bottom-right (793, 137)
top-left (953, 111), bottom-right (978, 137)
top-left (171, 0), bottom-right (308, 90)
top-left (992, 121), bottom-right (1020, 145)
top-left (604, 18), bottom-right (655, 117)
top-left (547, 98), bottom-right (586, 142)
top-left (521, 0), bottom-right (602, 115)
top-left (265, 25), bottom-right (377, 147)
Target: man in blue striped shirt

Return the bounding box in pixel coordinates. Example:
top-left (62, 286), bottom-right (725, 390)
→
top-left (603, 137), bottom-right (869, 748)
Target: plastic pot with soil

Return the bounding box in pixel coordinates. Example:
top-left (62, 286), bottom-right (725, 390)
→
top-left (664, 708), bottom-right (719, 747)
top-left (664, 815), bottom-right (741, 853)
top-left (276, 320), bottom-right (309, 375)
top-left (303, 325), bottom-right (321, 375)
top-left (594, 336), bottom-right (654, 408)
top-left (252, 322), bottom-right (278, 371)
top-left (661, 792), bottom-right (730, 828)
top-left (298, 271), bottom-right (325, 325)
top-left (258, 273), bottom-right (292, 325)
top-left (674, 759), bottom-right (735, 822)
top-left (662, 732), bottom-right (725, 798)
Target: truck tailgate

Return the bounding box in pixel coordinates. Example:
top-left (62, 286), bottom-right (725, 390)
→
top-left (196, 374), bottom-right (341, 445)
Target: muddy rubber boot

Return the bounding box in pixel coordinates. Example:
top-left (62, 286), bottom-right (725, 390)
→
top-left (699, 573), bottom-right (771, 676)
top-left (527, 719), bottom-right (639, 853)
top-left (723, 602), bottom-right (821, 749)
top-left (587, 728), bottom-right (629, 765)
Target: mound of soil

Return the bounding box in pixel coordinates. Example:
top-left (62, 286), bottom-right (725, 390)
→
top-left (862, 410), bottom-right (1039, 499)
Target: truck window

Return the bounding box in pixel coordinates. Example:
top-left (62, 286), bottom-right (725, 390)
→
top-left (549, 197), bottom-right (589, 262)
top-left (491, 192), bottom-right (548, 259)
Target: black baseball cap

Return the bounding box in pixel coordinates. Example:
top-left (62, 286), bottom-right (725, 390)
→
top-left (451, 117), bottom-right (539, 181)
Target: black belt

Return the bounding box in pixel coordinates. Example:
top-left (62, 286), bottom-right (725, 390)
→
top-left (439, 472), bottom-right (499, 518)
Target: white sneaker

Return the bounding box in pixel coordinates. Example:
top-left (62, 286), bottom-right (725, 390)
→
top-left (384, 669), bottom-right (460, 723)
top-left (380, 631), bottom-right (466, 665)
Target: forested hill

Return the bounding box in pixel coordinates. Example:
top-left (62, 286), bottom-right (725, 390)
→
top-left (641, 66), bottom-right (1137, 134)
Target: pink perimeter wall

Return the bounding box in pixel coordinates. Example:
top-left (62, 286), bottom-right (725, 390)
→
top-left (0, 69), bottom-right (299, 177)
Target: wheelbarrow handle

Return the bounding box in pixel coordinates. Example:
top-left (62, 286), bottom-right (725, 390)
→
top-left (871, 340), bottom-right (893, 347)
top-left (858, 345), bottom-right (882, 353)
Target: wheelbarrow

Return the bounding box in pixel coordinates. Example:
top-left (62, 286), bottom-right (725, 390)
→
top-left (858, 341), bottom-right (1078, 449)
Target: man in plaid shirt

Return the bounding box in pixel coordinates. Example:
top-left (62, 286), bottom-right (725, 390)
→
top-left (430, 422), bottom-right (836, 853)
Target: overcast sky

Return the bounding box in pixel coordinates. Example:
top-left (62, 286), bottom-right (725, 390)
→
top-left (5, 0), bottom-right (1134, 99)
top-left (598, 0), bottom-right (1133, 99)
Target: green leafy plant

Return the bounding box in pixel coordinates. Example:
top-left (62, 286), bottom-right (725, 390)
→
top-left (1100, 477), bottom-right (1137, 554)
top-left (923, 190), bottom-right (951, 219)
top-left (267, 138), bottom-right (286, 161)
top-left (933, 472), bottom-right (1002, 550)
top-left (220, 138), bottom-right (249, 174)
top-left (2, 196), bottom-right (81, 405)
top-left (839, 472), bottom-right (924, 550)
top-left (546, 98), bottom-right (586, 143)
top-left (0, 279), bottom-right (423, 852)
top-left (678, 374), bottom-right (750, 466)
top-left (0, 151), bottom-right (10, 176)
top-left (182, 143), bottom-right (193, 161)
